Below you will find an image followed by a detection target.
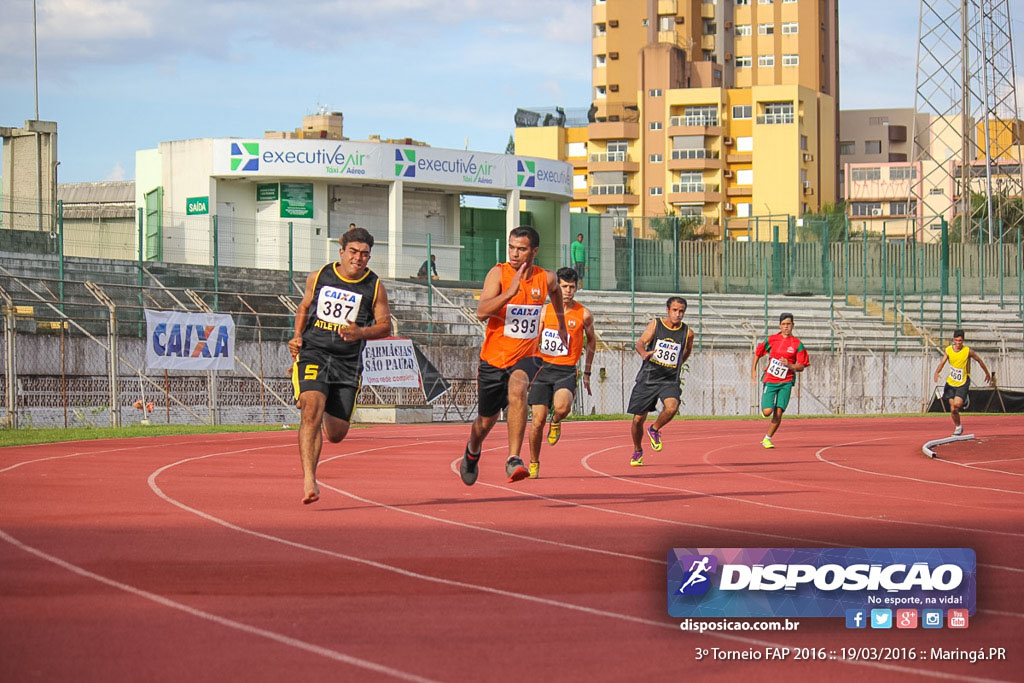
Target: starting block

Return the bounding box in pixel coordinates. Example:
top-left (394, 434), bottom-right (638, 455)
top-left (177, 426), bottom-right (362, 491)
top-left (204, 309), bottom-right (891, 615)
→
top-left (922, 433), bottom-right (974, 459)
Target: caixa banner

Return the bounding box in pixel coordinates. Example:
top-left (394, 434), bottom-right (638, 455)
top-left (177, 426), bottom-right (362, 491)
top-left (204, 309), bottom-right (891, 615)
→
top-left (667, 548), bottom-right (975, 618)
top-left (145, 310), bottom-right (235, 371)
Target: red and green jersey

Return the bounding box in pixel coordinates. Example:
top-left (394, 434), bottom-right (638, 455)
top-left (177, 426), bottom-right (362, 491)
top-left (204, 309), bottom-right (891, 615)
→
top-left (755, 333), bottom-right (810, 384)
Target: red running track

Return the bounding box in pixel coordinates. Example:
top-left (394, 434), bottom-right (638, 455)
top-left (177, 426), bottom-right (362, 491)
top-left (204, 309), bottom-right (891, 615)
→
top-left (1, 415), bottom-right (1022, 682)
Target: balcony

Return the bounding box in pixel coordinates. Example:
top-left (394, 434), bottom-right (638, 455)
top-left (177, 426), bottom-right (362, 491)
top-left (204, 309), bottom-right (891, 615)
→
top-left (726, 186), bottom-right (753, 197)
top-left (667, 115), bottom-right (723, 137)
top-left (588, 184), bottom-right (639, 206)
top-left (573, 188), bottom-right (589, 202)
top-left (668, 182), bottom-right (723, 204)
top-left (701, 1), bottom-right (715, 19)
top-left (756, 113), bottom-right (795, 125)
top-left (668, 148), bottom-right (723, 171)
top-left (588, 151), bottom-right (640, 172)
top-left (658, 0), bottom-right (677, 13)
top-left (701, 35), bottom-right (716, 51)
top-left (726, 152), bottom-right (752, 164)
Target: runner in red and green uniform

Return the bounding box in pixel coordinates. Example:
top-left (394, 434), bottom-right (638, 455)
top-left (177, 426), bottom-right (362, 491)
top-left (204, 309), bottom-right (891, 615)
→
top-left (750, 312), bottom-right (810, 449)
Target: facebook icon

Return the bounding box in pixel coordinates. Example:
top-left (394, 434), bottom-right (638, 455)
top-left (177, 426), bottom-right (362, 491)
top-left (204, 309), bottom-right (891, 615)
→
top-left (845, 609), bottom-right (867, 629)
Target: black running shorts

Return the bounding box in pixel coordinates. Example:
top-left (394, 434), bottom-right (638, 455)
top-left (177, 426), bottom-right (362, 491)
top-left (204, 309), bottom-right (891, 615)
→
top-left (477, 356), bottom-right (544, 418)
top-left (626, 380), bottom-right (681, 416)
top-left (527, 363), bottom-right (577, 407)
top-left (942, 377), bottom-right (970, 404)
top-left (292, 348), bottom-right (360, 421)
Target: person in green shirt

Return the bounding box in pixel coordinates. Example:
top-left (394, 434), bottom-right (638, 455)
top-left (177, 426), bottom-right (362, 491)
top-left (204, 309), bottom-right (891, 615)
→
top-left (570, 233), bottom-right (586, 285)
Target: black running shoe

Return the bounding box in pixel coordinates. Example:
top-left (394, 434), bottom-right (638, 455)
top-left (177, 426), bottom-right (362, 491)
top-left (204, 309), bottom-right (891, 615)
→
top-left (460, 445), bottom-right (480, 486)
top-left (506, 456), bottom-right (529, 482)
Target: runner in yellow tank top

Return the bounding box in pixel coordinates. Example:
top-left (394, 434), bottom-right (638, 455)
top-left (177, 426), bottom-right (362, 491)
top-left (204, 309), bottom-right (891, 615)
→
top-left (525, 267), bottom-right (597, 478)
top-left (932, 329), bottom-right (991, 436)
top-left (459, 226), bottom-right (568, 486)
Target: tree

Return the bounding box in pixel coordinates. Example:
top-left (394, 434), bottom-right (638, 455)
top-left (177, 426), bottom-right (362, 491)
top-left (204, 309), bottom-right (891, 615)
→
top-left (799, 201), bottom-right (848, 241)
top-left (649, 210), bottom-right (713, 241)
top-left (950, 191), bottom-right (1023, 243)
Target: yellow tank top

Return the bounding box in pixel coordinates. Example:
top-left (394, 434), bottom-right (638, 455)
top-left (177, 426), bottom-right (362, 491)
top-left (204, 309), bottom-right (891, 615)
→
top-left (944, 345), bottom-right (970, 387)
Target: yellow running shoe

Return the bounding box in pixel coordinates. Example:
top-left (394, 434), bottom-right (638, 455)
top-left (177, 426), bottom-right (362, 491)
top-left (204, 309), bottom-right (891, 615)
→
top-left (647, 425), bottom-right (663, 452)
top-left (528, 462), bottom-right (540, 479)
top-left (630, 450), bottom-right (644, 466)
top-left (761, 436), bottom-right (775, 449)
top-left (547, 421), bottom-right (562, 446)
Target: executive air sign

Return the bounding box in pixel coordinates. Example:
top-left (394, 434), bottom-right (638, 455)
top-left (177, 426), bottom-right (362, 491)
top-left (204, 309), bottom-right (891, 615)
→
top-left (667, 548), bottom-right (976, 619)
top-left (211, 139), bottom-right (571, 198)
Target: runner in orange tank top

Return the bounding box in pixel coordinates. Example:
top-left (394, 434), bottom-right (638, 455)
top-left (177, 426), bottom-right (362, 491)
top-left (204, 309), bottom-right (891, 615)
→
top-left (458, 226), bottom-right (568, 486)
top-left (525, 267), bottom-right (596, 478)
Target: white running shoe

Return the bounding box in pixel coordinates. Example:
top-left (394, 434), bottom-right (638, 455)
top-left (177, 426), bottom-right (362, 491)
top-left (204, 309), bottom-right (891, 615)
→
top-left (953, 426), bottom-right (963, 436)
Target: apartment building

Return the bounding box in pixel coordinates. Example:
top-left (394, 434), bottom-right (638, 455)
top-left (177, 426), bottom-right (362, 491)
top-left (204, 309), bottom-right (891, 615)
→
top-left (517, 0), bottom-right (839, 239)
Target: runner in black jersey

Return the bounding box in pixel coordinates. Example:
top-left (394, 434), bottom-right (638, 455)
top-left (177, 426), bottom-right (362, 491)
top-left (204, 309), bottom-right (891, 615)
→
top-left (626, 296), bottom-right (694, 466)
top-left (288, 228), bottom-right (391, 504)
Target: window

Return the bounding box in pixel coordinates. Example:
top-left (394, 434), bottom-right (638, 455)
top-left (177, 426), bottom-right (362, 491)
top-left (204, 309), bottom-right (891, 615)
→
top-left (608, 140), bottom-right (628, 155)
top-left (732, 104), bottom-right (752, 119)
top-left (852, 202), bottom-right (882, 217)
top-left (595, 54), bottom-right (606, 67)
top-left (738, 203), bottom-right (752, 217)
top-left (735, 56), bottom-right (752, 67)
top-left (737, 169), bottom-right (754, 185)
top-left (595, 86), bottom-right (607, 99)
top-left (659, 15), bottom-right (674, 31)
top-left (567, 142), bottom-right (587, 157)
top-left (865, 140), bottom-right (882, 154)
top-left (648, 88), bottom-right (663, 97)
top-left (889, 166), bottom-right (916, 180)
top-left (737, 136), bottom-right (753, 151)
top-left (678, 172), bottom-right (703, 184)
top-left (595, 23), bottom-right (606, 36)
top-left (650, 121), bottom-right (663, 130)
top-left (758, 101), bottom-right (794, 124)
top-left (678, 105), bottom-right (718, 126)
top-left (677, 205), bottom-right (703, 218)
top-left (783, 0), bottom-right (796, 3)
top-left (759, 0), bottom-right (773, 4)
top-left (800, 135), bottom-right (808, 151)
top-left (781, 22), bottom-right (798, 34)
top-left (573, 174), bottom-right (587, 190)
top-left (869, 116), bottom-right (889, 126)
top-left (735, 24), bottom-right (752, 36)
top-left (649, 153), bottom-right (663, 163)
top-left (930, 187), bottom-right (944, 195)
top-left (736, 0), bottom-right (750, 5)
top-left (839, 141), bottom-right (855, 155)
top-left (758, 23), bottom-right (775, 35)
top-left (650, 187), bottom-right (663, 196)
top-left (758, 54), bottom-right (775, 67)
top-left (782, 54), bottom-right (799, 66)
top-left (704, 21), bottom-right (717, 34)
top-left (890, 200), bottom-right (916, 215)
top-left (851, 167), bottom-right (881, 181)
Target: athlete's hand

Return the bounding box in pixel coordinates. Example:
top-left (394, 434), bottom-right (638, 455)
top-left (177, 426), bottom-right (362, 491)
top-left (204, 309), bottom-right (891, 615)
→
top-left (557, 322), bottom-right (569, 351)
top-left (583, 374), bottom-right (592, 395)
top-left (288, 335), bottom-right (303, 357)
top-left (933, 371), bottom-right (940, 383)
top-left (506, 261), bottom-right (528, 297)
top-left (338, 325), bottom-right (363, 342)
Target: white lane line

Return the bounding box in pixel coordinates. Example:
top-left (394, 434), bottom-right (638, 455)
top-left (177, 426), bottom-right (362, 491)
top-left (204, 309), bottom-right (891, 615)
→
top-left (815, 438), bottom-right (1024, 496)
top-left (0, 527), bottom-right (438, 683)
top-left (965, 456), bottom-right (1024, 466)
top-left (151, 443), bottom-right (1004, 682)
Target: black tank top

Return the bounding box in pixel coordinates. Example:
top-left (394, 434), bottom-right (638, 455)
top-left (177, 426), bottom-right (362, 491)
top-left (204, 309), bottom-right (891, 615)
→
top-left (301, 264), bottom-right (380, 360)
top-left (638, 318), bottom-right (689, 383)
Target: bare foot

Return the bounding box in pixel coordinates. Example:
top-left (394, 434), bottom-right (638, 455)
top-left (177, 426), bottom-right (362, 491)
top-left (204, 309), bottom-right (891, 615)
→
top-left (302, 484), bottom-right (320, 504)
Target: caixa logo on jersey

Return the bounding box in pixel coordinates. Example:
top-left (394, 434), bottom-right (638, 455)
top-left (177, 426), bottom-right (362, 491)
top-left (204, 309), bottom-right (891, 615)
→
top-left (667, 548), bottom-right (976, 618)
top-left (144, 310), bottom-right (235, 371)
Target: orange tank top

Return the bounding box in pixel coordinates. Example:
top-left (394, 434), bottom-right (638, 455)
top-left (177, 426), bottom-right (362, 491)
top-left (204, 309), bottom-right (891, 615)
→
top-left (479, 263), bottom-right (549, 369)
top-left (539, 301), bottom-right (587, 366)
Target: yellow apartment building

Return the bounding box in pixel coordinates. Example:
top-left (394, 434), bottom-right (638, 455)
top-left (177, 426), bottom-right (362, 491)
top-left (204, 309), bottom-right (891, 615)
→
top-left (517, 0), bottom-right (839, 239)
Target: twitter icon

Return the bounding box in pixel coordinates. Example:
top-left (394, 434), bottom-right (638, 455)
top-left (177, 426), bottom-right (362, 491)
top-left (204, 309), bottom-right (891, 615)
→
top-left (870, 609), bottom-right (893, 629)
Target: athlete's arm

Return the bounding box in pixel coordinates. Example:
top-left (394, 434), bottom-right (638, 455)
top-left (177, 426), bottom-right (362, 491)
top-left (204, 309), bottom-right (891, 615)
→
top-left (546, 270), bottom-right (569, 349)
top-left (288, 270), bottom-right (319, 357)
top-left (750, 339), bottom-right (767, 381)
top-left (582, 309), bottom-right (597, 395)
top-left (680, 328), bottom-right (695, 366)
top-left (635, 319), bottom-right (657, 361)
top-left (476, 263), bottom-right (519, 321)
top-left (969, 350), bottom-right (992, 384)
top-left (340, 283), bottom-right (392, 342)
top-left (933, 353), bottom-right (948, 383)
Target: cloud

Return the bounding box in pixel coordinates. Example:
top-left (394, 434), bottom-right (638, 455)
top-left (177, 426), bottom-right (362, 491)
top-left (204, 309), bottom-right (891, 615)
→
top-left (105, 161), bottom-right (126, 181)
top-left (0, 0), bottom-right (591, 81)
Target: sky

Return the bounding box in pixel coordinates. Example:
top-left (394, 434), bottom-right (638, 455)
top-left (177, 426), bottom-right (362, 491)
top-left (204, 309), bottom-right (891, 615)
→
top-left (1, 0), bottom-right (1022, 185)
